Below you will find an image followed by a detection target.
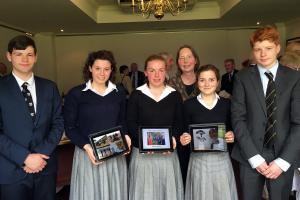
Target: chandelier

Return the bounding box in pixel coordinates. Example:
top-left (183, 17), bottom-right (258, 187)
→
top-left (131, 0), bottom-right (188, 20)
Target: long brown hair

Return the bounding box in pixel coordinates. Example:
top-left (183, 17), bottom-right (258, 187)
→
top-left (176, 44), bottom-right (200, 74)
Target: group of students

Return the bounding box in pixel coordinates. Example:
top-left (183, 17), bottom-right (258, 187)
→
top-left (0, 25), bottom-right (300, 200)
top-left (62, 45), bottom-right (237, 200)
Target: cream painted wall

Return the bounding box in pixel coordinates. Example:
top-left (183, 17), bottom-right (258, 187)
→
top-left (285, 17), bottom-right (300, 40)
top-left (34, 33), bottom-right (57, 82)
top-left (55, 29), bottom-right (257, 93)
top-left (0, 26), bottom-right (23, 73)
top-left (0, 25), bottom-right (287, 93)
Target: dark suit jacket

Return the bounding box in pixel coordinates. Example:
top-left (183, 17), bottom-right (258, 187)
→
top-left (0, 74), bottom-right (64, 184)
top-left (231, 65), bottom-right (300, 167)
top-left (129, 71), bottom-right (145, 88)
top-left (220, 69), bottom-right (239, 95)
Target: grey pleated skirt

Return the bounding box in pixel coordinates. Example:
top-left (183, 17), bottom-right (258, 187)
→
top-left (185, 152), bottom-right (238, 200)
top-left (129, 147), bottom-right (184, 200)
top-left (69, 147), bottom-right (128, 200)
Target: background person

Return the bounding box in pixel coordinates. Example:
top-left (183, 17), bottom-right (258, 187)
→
top-left (286, 41), bottom-right (300, 53)
top-left (280, 51), bottom-right (300, 71)
top-left (280, 47), bottom-right (300, 200)
top-left (115, 64), bottom-right (133, 95)
top-left (129, 62), bottom-right (145, 89)
top-left (0, 62), bottom-right (7, 77)
top-left (158, 52), bottom-right (176, 80)
top-left (169, 44), bottom-right (199, 186)
top-left (220, 58), bottom-right (239, 96)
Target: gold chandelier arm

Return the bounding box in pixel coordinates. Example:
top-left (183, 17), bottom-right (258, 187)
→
top-left (131, 0), bottom-right (188, 19)
top-left (165, 0), bottom-right (177, 16)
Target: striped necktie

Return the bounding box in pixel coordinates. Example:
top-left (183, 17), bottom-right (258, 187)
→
top-left (264, 71), bottom-right (277, 147)
top-left (22, 82), bottom-right (36, 121)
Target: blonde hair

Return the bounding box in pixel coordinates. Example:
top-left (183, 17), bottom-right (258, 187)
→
top-left (286, 42), bottom-right (300, 52)
top-left (280, 51), bottom-right (300, 71)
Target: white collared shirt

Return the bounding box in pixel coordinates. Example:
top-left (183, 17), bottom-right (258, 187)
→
top-left (257, 61), bottom-right (279, 96)
top-left (13, 72), bottom-right (37, 112)
top-left (197, 93), bottom-right (220, 110)
top-left (82, 80), bottom-right (117, 96)
top-left (137, 83), bottom-right (175, 102)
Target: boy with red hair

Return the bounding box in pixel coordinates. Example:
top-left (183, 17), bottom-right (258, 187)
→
top-left (231, 25), bottom-right (300, 200)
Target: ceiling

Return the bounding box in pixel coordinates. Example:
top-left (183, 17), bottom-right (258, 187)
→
top-left (0, 0), bottom-right (300, 35)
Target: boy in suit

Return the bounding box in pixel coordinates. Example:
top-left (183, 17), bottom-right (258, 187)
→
top-left (231, 25), bottom-right (300, 200)
top-left (0, 35), bottom-right (64, 200)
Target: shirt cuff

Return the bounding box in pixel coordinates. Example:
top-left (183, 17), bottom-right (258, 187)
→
top-left (274, 158), bottom-right (290, 172)
top-left (248, 154), bottom-right (265, 169)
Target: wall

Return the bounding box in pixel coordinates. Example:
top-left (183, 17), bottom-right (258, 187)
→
top-left (0, 26), bottom-right (23, 72)
top-left (55, 28), bottom-right (258, 93)
top-left (0, 25), bottom-right (288, 93)
top-left (34, 33), bottom-right (57, 82)
top-left (285, 17), bottom-right (300, 40)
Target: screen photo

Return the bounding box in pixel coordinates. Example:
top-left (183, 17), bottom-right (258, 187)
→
top-left (142, 128), bottom-right (171, 150)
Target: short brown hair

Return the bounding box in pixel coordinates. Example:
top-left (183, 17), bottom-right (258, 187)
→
top-left (196, 64), bottom-right (220, 81)
top-left (8, 35), bottom-right (37, 54)
top-left (224, 58), bottom-right (235, 65)
top-left (250, 25), bottom-right (280, 48)
top-left (280, 51), bottom-right (300, 70)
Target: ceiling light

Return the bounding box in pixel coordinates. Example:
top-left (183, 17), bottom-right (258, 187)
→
top-left (25, 32), bottom-right (33, 36)
top-left (131, 0), bottom-right (188, 20)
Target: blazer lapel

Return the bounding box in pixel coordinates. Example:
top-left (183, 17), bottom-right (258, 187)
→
top-left (250, 66), bottom-right (267, 116)
top-left (274, 64), bottom-right (286, 101)
top-left (34, 77), bottom-right (43, 126)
